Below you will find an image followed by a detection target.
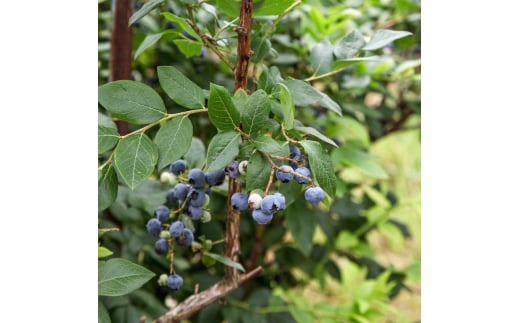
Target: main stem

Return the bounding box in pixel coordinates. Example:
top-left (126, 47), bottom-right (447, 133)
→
top-left (233, 0), bottom-right (253, 92)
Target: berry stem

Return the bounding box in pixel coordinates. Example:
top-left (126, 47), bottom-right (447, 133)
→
top-left (169, 241), bottom-right (176, 275)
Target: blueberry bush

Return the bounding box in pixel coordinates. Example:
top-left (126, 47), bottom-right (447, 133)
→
top-left (98, 0), bottom-right (421, 322)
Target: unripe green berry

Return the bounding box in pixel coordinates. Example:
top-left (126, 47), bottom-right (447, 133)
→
top-left (239, 160), bottom-right (248, 176)
top-left (203, 194), bottom-right (211, 208)
top-left (160, 172), bottom-right (177, 186)
top-left (201, 210), bottom-right (212, 223)
top-left (159, 230), bottom-right (171, 239)
top-left (248, 192), bottom-right (263, 209)
top-left (158, 273), bottom-right (169, 286)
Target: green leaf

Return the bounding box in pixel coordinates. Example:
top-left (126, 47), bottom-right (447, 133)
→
top-left (331, 146), bottom-right (389, 179)
top-left (184, 137), bottom-right (206, 169)
top-left (127, 179), bottom-right (168, 215)
top-left (284, 79), bottom-right (341, 116)
top-left (134, 32), bottom-right (163, 59)
top-left (330, 56), bottom-right (380, 71)
top-left (98, 301), bottom-right (111, 323)
top-left (128, 0), bottom-right (164, 26)
top-left (241, 90), bottom-right (270, 135)
top-left (295, 126), bottom-right (338, 147)
top-left (98, 112), bottom-right (117, 128)
top-left (285, 202), bottom-right (315, 257)
top-left (254, 136), bottom-right (288, 155)
top-left (99, 126), bottom-right (120, 155)
top-left (173, 39), bottom-right (203, 58)
top-left (157, 66), bottom-right (206, 110)
top-left (113, 133), bottom-right (158, 190)
top-left (334, 30), bottom-right (365, 59)
top-left (98, 165), bottom-right (118, 211)
top-left (160, 12), bottom-right (201, 41)
top-left (245, 151), bottom-right (272, 191)
top-left (300, 140), bottom-right (336, 197)
top-left (98, 80), bottom-right (167, 124)
top-left (98, 258), bottom-right (155, 296)
top-left (98, 246), bottom-right (113, 258)
top-left (154, 116), bottom-right (193, 170)
top-left (217, 0), bottom-right (295, 17)
top-left (328, 115), bottom-right (370, 147)
top-left (205, 131), bottom-right (241, 171)
top-left (278, 83), bottom-right (295, 130)
top-left (362, 29), bottom-right (413, 51)
top-left (204, 252), bottom-right (245, 272)
top-left (208, 83), bottom-right (241, 131)
top-left (310, 39), bottom-right (333, 75)
top-left (288, 305), bottom-right (314, 323)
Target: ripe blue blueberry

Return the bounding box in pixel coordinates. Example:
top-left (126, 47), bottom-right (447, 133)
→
top-left (205, 169), bottom-right (226, 186)
top-left (261, 194), bottom-right (283, 214)
top-left (154, 238), bottom-right (169, 255)
top-left (273, 192), bottom-right (286, 210)
top-left (276, 165), bottom-right (294, 183)
top-left (167, 274), bottom-right (183, 290)
top-left (154, 205), bottom-right (170, 223)
top-left (231, 192), bottom-right (248, 210)
top-left (169, 221), bottom-right (184, 237)
top-left (225, 161), bottom-right (240, 178)
top-left (166, 188), bottom-right (179, 206)
top-left (172, 183), bottom-right (190, 201)
top-left (294, 166), bottom-right (311, 184)
top-left (146, 218), bottom-right (162, 236)
top-left (187, 188), bottom-right (206, 207)
top-left (187, 205), bottom-right (203, 220)
top-left (176, 228), bottom-right (194, 247)
top-left (252, 209), bottom-right (273, 224)
top-left (289, 144), bottom-right (301, 161)
top-left (169, 160), bottom-right (187, 175)
top-left (188, 168), bottom-right (206, 188)
top-left (304, 186), bottom-right (325, 205)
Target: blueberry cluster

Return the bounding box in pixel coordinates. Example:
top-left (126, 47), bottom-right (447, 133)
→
top-left (146, 159), bottom-right (230, 290)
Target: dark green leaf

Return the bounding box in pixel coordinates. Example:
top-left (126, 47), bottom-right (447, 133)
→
top-left (154, 116), bottom-right (193, 170)
top-left (300, 140), bottom-right (336, 197)
top-left (128, 0), bottom-right (164, 26)
top-left (334, 30), bottom-right (365, 59)
top-left (204, 252), bottom-right (245, 272)
top-left (184, 137), bottom-right (206, 169)
top-left (173, 39), bottom-right (203, 58)
top-left (99, 165), bottom-right (118, 211)
top-left (362, 29), bottom-right (413, 51)
top-left (285, 201), bottom-right (315, 257)
top-left (98, 80), bottom-right (167, 124)
top-left (251, 37), bottom-right (272, 63)
top-left (310, 39), bottom-right (333, 75)
top-left (278, 83), bottom-right (295, 130)
top-left (232, 89), bottom-right (248, 108)
top-left (254, 136), bottom-right (288, 156)
top-left (331, 146), bottom-right (389, 179)
top-left (241, 90), bottom-right (270, 135)
top-left (127, 179), bottom-right (168, 215)
top-left (257, 65), bottom-right (282, 94)
top-left (205, 131), bottom-right (241, 171)
top-left (217, 0), bottom-right (295, 17)
top-left (98, 301), bottom-right (111, 323)
top-left (98, 112), bottom-right (117, 128)
top-left (134, 33), bottom-right (163, 59)
top-left (245, 151), bottom-right (272, 191)
top-left (284, 79), bottom-right (341, 116)
top-left (113, 133), bottom-right (158, 190)
top-left (161, 12), bottom-right (201, 41)
top-left (98, 258), bottom-right (155, 296)
top-left (99, 125), bottom-right (120, 154)
top-left (295, 126), bottom-right (338, 147)
top-left (157, 66), bottom-right (206, 110)
top-left (208, 83), bottom-right (241, 131)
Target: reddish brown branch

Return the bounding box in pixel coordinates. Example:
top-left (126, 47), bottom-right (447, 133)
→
top-left (224, 178), bottom-right (242, 281)
top-left (110, 0), bottom-right (133, 135)
top-left (154, 266), bottom-right (263, 322)
top-left (233, 0), bottom-right (253, 92)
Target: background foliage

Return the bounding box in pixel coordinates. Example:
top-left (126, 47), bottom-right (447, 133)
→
top-left (98, 0), bottom-right (420, 322)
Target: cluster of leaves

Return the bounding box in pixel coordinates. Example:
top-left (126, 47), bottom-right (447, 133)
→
top-left (98, 0), bottom-right (421, 322)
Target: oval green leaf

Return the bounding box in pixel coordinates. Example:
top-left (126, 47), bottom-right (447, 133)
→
top-left (99, 125), bottom-right (120, 155)
top-left (98, 80), bottom-right (166, 124)
top-left (300, 140), bottom-right (336, 197)
top-left (157, 66), bottom-right (206, 110)
top-left (98, 258), bottom-right (155, 296)
top-left (245, 151), bottom-right (272, 192)
top-left (311, 39), bottom-right (333, 75)
top-left (98, 165), bottom-right (118, 211)
top-left (154, 116), bottom-right (193, 170)
top-left (278, 83), bottom-right (295, 130)
top-left (208, 83), bottom-right (241, 131)
top-left (362, 29), bottom-right (413, 51)
top-left (241, 90), bottom-right (270, 135)
top-left (205, 131), bottom-right (241, 172)
top-left (114, 133), bottom-right (158, 190)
